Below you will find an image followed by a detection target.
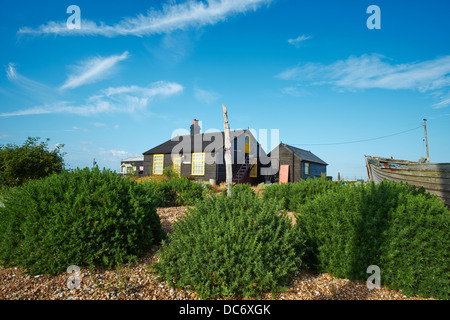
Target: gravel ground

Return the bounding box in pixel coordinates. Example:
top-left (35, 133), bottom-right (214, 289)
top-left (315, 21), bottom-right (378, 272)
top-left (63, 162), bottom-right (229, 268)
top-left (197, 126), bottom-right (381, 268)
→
top-left (0, 206), bottom-right (433, 300)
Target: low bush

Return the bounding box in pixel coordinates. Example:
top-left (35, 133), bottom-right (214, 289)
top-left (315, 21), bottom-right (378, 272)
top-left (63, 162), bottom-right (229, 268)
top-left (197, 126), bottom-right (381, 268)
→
top-left (262, 177), bottom-right (341, 212)
top-left (0, 168), bottom-right (166, 275)
top-left (296, 180), bottom-right (449, 299)
top-left (152, 191), bottom-right (306, 299)
top-left (139, 179), bottom-right (175, 207)
top-left (167, 176), bottom-right (207, 206)
top-left (140, 175), bottom-right (210, 207)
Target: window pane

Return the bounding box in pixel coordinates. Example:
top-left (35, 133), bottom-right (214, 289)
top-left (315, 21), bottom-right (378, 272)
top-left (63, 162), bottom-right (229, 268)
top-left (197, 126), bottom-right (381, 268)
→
top-left (153, 154), bottom-right (164, 175)
top-left (192, 153), bottom-right (205, 175)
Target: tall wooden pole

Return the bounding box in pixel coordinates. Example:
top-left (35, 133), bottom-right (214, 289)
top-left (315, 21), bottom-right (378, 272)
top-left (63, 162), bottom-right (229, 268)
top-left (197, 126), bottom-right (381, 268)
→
top-left (223, 104), bottom-right (232, 197)
top-left (424, 119), bottom-right (430, 163)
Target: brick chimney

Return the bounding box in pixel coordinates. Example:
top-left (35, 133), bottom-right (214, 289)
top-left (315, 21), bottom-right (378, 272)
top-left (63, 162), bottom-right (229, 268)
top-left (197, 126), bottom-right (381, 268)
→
top-left (190, 119), bottom-right (201, 135)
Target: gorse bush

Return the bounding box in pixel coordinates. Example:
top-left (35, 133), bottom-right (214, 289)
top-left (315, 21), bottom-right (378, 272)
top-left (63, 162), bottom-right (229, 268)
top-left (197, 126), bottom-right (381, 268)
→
top-left (0, 168), bottom-right (166, 275)
top-left (262, 177), bottom-right (341, 212)
top-left (152, 191), bottom-right (305, 299)
top-left (296, 180), bottom-right (449, 299)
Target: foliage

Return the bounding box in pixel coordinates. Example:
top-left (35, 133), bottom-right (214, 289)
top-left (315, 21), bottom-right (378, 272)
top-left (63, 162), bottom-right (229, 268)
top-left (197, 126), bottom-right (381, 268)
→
top-left (231, 183), bottom-right (255, 197)
top-left (0, 137), bottom-right (65, 188)
top-left (0, 167), bottom-right (166, 275)
top-left (296, 180), bottom-right (449, 299)
top-left (262, 177), bottom-right (341, 212)
top-left (167, 176), bottom-right (206, 206)
top-left (163, 166), bottom-right (176, 180)
top-left (139, 179), bottom-right (175, 207)
top-left (152, 191), bottom-right (305, 299)
top-left (139, 175), bottom-right (207, 207)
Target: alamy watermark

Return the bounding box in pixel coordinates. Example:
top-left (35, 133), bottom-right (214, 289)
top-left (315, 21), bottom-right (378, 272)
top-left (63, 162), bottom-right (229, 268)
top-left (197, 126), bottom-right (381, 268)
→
top-left (67, 265), bottom-right (81, 289)
top-left (366, 265), bottom-right (381, 290)
top-left (66, 5), bottom-right (81, 30)
top-left (367, 5), bottom-right (381, 30)
top-left (65, 4), bottom-right (381, 31)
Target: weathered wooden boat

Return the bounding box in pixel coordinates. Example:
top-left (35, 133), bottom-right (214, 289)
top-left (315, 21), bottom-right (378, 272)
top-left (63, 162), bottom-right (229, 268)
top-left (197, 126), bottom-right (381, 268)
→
top-left (365, 155), bottom-right (450, 206)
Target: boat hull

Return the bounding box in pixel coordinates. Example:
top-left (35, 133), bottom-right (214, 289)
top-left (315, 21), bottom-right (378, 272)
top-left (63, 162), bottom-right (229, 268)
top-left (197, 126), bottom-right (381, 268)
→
top-left (365, 156), bottom-right (450, 207)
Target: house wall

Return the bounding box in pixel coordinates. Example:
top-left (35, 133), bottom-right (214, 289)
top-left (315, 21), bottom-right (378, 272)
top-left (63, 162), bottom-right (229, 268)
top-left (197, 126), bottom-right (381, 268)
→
top-left (144, 152), bottom-right (216, 182)
top-left (301, 161), bottom-right (327, 180)
top-left (142, 131), bottom-right (271, 184)
top-left (276, 144), bottom-right (297, 183)
top-left (180, 152), bottom-right (217, 182)
top-left (143, 154), bottom-right (172, 176)
top-left (217, 132), bottom-right (268, 185)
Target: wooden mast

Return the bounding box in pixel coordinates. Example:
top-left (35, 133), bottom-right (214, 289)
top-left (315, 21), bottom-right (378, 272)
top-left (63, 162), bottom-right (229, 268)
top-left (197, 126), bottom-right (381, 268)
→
top-left (424, 119), bottom-right (430, 163)
top-left (223, 104), bottom-right (232, 197)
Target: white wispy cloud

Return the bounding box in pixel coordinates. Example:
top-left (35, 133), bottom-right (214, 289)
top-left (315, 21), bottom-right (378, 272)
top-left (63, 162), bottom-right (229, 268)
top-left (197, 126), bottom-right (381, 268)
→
top-left (18, 0), bottom-right (272, 38)
top-left (432, 92), bottom-right (450, 109)
top-left (194, 86), bottom-right (221, 104)
top-left (433, 98), bottom-right (450, 109)
top-left (61, 51), bottom-right (129, 90)
top-left (276, 54), bottom-right (450, 93)
top-left (287, 34), bottom-right (311, 47)
top-left (6, 63), bottom-right (57, 102)
top-left (70, 126), bottom-right (89, 132)
top-left (281, 86), bottom-right (307, 97)
top-left (100, 149), bottom-right (130, 158)
top-left (93, 122), bottom-right (106, 127)
top-left (0, 134), bottom-right (10, 139)
top-left (0, 81), bottom-right (183, 117)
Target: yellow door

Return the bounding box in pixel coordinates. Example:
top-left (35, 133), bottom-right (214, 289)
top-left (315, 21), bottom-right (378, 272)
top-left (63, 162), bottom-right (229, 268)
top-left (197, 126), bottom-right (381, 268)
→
top-left (245, 135), bottom-right (250, 154)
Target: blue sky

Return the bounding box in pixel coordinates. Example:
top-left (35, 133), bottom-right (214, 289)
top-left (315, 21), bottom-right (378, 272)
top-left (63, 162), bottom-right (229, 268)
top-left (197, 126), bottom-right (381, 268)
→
top-left (1, 0), bottom-right (449, 179)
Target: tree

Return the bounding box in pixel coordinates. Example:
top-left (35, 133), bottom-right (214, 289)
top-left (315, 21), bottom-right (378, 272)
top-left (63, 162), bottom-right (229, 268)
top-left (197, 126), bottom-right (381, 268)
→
top-left (0, 137), bottom-right (65, 188)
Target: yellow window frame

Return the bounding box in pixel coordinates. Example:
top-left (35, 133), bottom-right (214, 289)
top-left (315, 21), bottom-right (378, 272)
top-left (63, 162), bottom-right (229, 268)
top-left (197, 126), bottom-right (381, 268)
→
top-left (304, 162), bottom-right (310, 175)
top-left (191, 152), bottom-right (205, 176)
top-left (245, 135), bottom-right (250, 154)
top-left (249, 158), bottom-right (257, 177)
top-left (173, 155), bottom-right (182, 176)
top-left (152, 154), bottom-right (164, 175)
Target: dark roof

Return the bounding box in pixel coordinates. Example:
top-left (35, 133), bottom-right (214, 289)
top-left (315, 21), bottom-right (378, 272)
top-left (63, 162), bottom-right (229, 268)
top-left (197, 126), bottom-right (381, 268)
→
top-left (269, 143), bottom-right (327, 165)
top-left (143, 130), bottom-right (248, 155)
top-left (284, 144), bottom-right (328, 165)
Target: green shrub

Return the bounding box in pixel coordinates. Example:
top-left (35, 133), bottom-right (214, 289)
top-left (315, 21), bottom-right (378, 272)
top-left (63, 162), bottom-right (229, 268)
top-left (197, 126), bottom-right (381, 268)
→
top-left (163, 166), bottom-right (176, 179)
top-left (379, 192), bottom-right (449, 299)
top-left (231, 183), bottom-right (255, 197)
top-left (263, 177), bottom-right (341, 212)
top-left (166, 176), bottom-right (206, 206)
top-left (262, 182), bottom-right (291, 210)
top-left (0, 137), bottom-right (65, 188)
top-left (152, 192), bottom-right (305, 299)
top-left (297, 180), bottom-right (449, 299)
top-left (0, 168), bottom-right (166, 275)
top-left (140, 175), bottom-right (207, 207)
top-left (140, 179), bottom-right (175, 207)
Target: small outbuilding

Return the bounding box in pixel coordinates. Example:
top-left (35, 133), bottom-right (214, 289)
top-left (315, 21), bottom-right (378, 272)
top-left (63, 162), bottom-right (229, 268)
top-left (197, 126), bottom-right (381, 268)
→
top-left (269, 143), bottom-right (328, 183)
top-left (120, 156), bottom-right (144, 176)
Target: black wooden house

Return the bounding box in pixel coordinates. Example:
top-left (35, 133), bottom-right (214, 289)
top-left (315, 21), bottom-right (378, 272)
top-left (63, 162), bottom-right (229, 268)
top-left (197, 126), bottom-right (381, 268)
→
top-left (269, 143), bottom-right (328, 183)
top-left (142, 119), bottom-right (271, 184)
